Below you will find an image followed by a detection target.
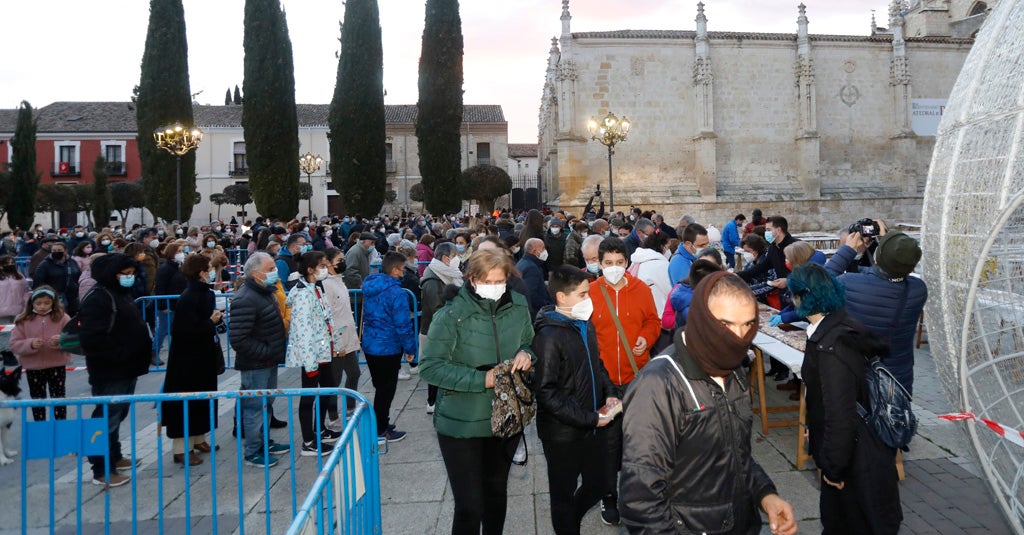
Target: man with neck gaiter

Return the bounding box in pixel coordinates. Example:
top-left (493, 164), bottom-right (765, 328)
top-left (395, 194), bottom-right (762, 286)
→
top-left (619, 272), bottom-right (798, 535)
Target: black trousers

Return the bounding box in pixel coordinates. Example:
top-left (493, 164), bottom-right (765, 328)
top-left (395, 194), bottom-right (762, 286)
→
top-left (87, 377), bottom-right (137, 478)
top-left (437, 432), bottom-right (515, 535)
top-left (326, 352), bottom-right (361, 417)
top-left (599, 382), bottom-right (629, 498)
top-left (364, 353), bottom-right (401, 435)
top-left (542, 431), bottom-right (608, 535)
top-left (26, 367), bottom-right (67, 421)
top-left (299, 361), bottom-right (337, 443)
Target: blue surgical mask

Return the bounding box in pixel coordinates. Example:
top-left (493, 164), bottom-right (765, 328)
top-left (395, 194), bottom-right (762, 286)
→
top-left (207, 269), bottom-right (217, 283)
top-left (263, 270), bottom-right (279, 286)
top-left (301, 244), bottom-right (312, 254)
top-left (183, 246), bottom-right (190, 254)
top-left (456, 244), bottom-right (467, 253)
top-left (765, 231), bottom-right (775, 244)
top-left (118, 274), bottom-right (135, 288)
top-left (586, 262), bottom-right (601, 275)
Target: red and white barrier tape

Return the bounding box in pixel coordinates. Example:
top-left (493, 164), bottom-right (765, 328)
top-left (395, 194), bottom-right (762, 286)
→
top-left (0, 325), bottom-right (14, 333)
top-left (940, 412), bottom-right (1024, 448)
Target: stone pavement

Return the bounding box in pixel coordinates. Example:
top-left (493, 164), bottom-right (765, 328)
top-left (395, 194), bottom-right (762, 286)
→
top-left (0, 345), bottom-right (1015, 534)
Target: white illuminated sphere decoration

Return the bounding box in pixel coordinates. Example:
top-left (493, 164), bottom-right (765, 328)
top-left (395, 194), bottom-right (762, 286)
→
top-left (921, 1), bottom-right (1024, 532)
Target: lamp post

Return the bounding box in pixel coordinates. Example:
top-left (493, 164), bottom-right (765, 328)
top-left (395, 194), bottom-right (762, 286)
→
top-left (587, 111), bottom-right (631, 214)
top-left (299, 152), bottom-right (323, 221)
top-left (154, 124), bottom-right (203, 223)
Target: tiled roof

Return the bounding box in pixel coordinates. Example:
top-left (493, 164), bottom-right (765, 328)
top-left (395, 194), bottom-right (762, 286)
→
top-left (572, 29), bottom-right (973, 45)
top-left (0, 102), bottom-right (506, 133)
top-left (508, 143), bottom-right (538, 158)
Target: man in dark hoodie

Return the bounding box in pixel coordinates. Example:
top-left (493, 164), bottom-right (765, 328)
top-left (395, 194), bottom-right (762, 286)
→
top-left (532, 266), bottom-right (619, 535)
top-left (80, 253), bottom-right (153, 488)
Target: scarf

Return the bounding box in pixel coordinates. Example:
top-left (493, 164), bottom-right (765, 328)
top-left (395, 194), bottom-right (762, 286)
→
top-left (428, 257), bottom-right (463, 286)
top-left (684, 271), bottom-right (759, 377)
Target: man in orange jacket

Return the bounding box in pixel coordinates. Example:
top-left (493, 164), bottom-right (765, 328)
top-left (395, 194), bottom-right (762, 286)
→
top-left (589, 236), bottom-right (661, 525)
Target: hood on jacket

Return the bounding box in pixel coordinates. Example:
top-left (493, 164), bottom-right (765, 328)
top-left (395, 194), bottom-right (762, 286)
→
top-left (631, 247), bottom-right (669, 264)
top-left (362, 273), bottom-right (400, 298)
top-left (533, 305), bottom-right (581, 330)
top-left (90, 253), bottom-right (135, 291)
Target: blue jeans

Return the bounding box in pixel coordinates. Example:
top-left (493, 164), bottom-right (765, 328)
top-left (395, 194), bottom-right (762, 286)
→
top-left (87, 377), bottom-right (138, 478)
top-left (240, 367), bottom-right (278, 457)
top-left (154, 309), bottom-right (174, 354)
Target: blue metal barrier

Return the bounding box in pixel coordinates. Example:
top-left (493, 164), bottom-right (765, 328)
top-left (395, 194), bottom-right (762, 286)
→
top-left (15, 256), bottom-right (31, 278)
top-left (0, 387), bottom-right (381, 535)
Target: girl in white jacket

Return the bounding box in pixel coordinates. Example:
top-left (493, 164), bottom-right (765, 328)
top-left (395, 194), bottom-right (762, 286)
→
top-left (628, 232), bottom-right (673, 317)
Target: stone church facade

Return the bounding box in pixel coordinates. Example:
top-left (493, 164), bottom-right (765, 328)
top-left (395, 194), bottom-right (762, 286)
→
top-left (538, 0), bottom-right (984, 230)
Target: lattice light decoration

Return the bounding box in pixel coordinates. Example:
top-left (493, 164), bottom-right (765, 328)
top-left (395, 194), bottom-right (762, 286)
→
top-left (921, 2), bottom-right (1024, 532)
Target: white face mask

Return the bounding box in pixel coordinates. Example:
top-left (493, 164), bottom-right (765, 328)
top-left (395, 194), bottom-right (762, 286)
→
top-left (603, 266), bottom-right (626, 285)
top-left (174, 252), bottom-right (186, 264)
top-left (149, 239), bottom-right (160, 249)
top-left (75, 232), bottom-right (85, 238)
top-left (315, 267), bottom-right (329, 281)
top-left (512, 246), bottom-right (521, 254)
top-left (448, 256), bottom-right (461, 270)
top-left (580, 232), bottom-right (588, 238)
top-left (215, 226), bottom-right (222, 232)
top-left (603, 231), bottom-right (611, 237)
top-left (325, 230), bottom-right (333, 237)
top-left (475, 283), bottom-right (506, 301)
top-left (538, 249), bottom-right (549, 262)
top-left (550, 227), bottom-right (561, 236)
top-left (561, 297), bottom-right (594, 321)
top-left (101, 239), bottom-right (111, 246)
top-left (742, 251), bottom-right (755, 264)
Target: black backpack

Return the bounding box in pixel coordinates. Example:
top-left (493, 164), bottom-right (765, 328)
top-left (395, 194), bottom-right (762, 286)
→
top-left (59, 287), bottom-right (117, 355)
top-left (856, 356), bottom-right (917, 449)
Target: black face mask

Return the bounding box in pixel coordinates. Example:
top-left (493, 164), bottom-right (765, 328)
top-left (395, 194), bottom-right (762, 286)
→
top-left (51, 252), bottom-right (65, 261)
top-left (2, 265), bottom-right (17, 273)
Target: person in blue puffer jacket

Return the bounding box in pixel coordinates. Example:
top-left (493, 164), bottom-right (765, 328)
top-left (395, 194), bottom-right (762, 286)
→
top-left (825, 231), bottom-right (926, 394)
top-left (361, 251), bottom-right (418, 442)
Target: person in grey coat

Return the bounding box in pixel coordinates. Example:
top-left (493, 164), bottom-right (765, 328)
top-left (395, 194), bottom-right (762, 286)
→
top-left (343, 233), bottom-right (375, 289)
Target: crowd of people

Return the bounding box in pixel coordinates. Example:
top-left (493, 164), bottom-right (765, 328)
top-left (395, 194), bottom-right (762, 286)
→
top-left (0, 204), bottom-right (926, 534)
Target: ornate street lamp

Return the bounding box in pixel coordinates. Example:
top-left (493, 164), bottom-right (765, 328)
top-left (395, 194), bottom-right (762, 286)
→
top-left (587, 111), bottom-right (631, 213)
top-left (154, 124), bottom-right (203, 223)
top-left (299, 152), bottom-right (323, 220)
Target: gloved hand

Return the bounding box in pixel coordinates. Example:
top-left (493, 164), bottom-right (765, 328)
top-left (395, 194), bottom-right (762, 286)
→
top-left (769, 315), bottom-right (783, 327)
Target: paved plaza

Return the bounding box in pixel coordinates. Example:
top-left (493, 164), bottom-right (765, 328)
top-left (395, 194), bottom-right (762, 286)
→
top-left (0, 343), bottom-right (1015, 534)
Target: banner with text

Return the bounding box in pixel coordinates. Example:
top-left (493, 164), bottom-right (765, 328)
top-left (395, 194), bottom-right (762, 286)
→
top-left (912, 99), bottom-right (948, 136)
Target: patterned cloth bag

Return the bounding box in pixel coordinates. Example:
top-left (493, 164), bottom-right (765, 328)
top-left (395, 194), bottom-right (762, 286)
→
top-left (490, 360), bottom-right (536, 438)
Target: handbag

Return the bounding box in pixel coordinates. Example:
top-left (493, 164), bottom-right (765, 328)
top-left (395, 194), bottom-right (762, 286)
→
top-left (213, 334), bottom-right (226, 375)
top-left (597, 284), bottom-right (640, 376)
top-left (490, 360), bottom-right (536, 438)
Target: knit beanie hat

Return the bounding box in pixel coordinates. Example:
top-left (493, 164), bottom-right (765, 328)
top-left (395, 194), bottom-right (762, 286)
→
top-left (875, 232), bottom-right (921, 277)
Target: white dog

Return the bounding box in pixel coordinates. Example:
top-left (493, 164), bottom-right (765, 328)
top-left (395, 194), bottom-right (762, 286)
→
top-left (0, 366), bottom-right (22, 465)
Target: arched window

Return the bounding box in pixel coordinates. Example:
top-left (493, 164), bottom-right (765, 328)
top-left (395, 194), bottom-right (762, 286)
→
top-left (969, 1), bottom-right (988, 16)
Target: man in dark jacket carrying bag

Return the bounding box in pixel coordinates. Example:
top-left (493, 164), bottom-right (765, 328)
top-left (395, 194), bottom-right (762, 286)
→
top-left (80, 253), bottom-right (152, 488)
top-left (620, 272), bottom-right (797, 535)
top-left (533, 266), bottom-right (620, 535)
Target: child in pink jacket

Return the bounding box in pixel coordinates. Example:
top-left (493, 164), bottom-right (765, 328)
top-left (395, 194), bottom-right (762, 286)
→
top-left (9, 286), bottom-right (72, 421)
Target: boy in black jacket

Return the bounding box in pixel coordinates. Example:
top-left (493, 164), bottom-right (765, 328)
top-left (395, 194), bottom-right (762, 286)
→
top-left (532, 266), bottom-right (619, 534)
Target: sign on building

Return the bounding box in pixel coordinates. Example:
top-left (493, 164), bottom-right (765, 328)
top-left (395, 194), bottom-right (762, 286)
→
top-left (912, 99), bottom-right (948, 136)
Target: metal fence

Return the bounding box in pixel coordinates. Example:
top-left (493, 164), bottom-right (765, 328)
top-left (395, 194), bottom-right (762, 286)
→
top-left (0, 388), bottom-right (381, 535)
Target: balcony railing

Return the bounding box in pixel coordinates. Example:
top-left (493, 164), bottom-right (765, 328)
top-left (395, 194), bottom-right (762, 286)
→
top-left (386, 160), bottom-right (397, 173)
top-left (105, 161), bottom-right (126, 176)
top-left (228, 162), bottom-right (248, 177)
top-left (52, 162), bottom-right (80, 177)
top-left (476, 158), bottom-right (493, 167)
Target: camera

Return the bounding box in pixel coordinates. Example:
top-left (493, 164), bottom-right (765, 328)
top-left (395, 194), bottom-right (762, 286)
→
top-left (848, 218), bottom-right (880, 238)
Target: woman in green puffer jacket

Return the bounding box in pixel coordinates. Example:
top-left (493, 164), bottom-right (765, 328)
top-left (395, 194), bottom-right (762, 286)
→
top-left (419, 248), bottom-right (535, 535)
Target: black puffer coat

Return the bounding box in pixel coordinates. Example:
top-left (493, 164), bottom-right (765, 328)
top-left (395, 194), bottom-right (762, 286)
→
top-left (79, 254), bottom-right (152, 384)
top-left (229, 276), bottom-right (286, 370)
top-left (531, 307), bottom-right (615, 443)
top-left (620, 332), bottom-right (777, 534)
top-left (803, 308), bottom-right (902, 533)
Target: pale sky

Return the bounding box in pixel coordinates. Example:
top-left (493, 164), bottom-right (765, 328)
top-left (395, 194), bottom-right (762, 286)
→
top-left (1, 0), bottom-right (889, 142)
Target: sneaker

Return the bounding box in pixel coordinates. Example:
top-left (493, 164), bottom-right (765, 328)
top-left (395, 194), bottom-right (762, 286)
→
top-left (397, 369), bottom-right (412, 381)
top-left (600, 495), bottom-right (620, 526)
top-left (378, 428), bottom-right (407, 443)
top-left (320, 428), bottom-right (341, 444)
top-left (266, 442), bottom-right (290, 455)
top-left (114, 458), bottom-right (140, 470)
top-left (301, 441), bottom-right (335, 457)
top-left (92, 472), bottom-right (131, 487)
top-left (269, 417), bottom-right (288, 429)
top-left (244, 452), bottom-right (280, 468)
top-left (408, 365), bottom-right (419, 375)
top-left (426, 403), bottom-right (435, 415)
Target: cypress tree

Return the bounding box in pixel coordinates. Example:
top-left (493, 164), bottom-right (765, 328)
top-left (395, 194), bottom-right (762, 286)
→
top-left (136, 0), bottom-right (196, 223)
top-left (328, 0), bottom-right (386, 216)
top-left (225, 88), bottom-right (232, 105)
top-left (243, 0), bottom-right (300, 220)
top-left (416, 0), bottom-right (464, 214)
top-left (7, 101), bottom-right (39, 230)
top-left (92, 155), bottom-right (113, 227)
top-left (234, 85), bottom-right (243, 105)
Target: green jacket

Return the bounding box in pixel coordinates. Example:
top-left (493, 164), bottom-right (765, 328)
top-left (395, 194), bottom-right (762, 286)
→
top-left (419, 286), bottom-right (536, 438)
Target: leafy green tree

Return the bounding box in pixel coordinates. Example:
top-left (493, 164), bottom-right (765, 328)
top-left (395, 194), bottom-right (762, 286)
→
top-left (110, 181), bottom-right (146, 224)
top-left (329, 0), bottom-right (386, 216)
top-left (461, 165), bottom-right (511, 214)
top-left (71, 185), bottom-right (96, 228)
top-left (223, 183), bottom-right (252, 215)
top-left (409, 182), bottom-right (425, 203)
top-left (243, 0), bottom-right (300, 220)
top-left (136, 0), bottom-right (196, 223)
top-left (92, 156), bottom-right (113, 228)
top-left (416, 0), bottom-right (463, 213)
top-left (297, 181), bottom-right (313, 201)
top-left (210, 192), bottom-right (227, 219)
top-left (36, 185), bottom-right (74, 230)
top-left (0, 172), bottom-right (11, 227)
top-left (384, 189), bottom-right (398, 204)
top-left (8, 101), bottom-right (40, 230)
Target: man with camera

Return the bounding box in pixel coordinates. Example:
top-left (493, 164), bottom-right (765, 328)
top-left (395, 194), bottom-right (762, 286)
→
top-left (825, 226), bottom-right (927, 394)
top-left (837, 218), bottom-right (884, 272)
